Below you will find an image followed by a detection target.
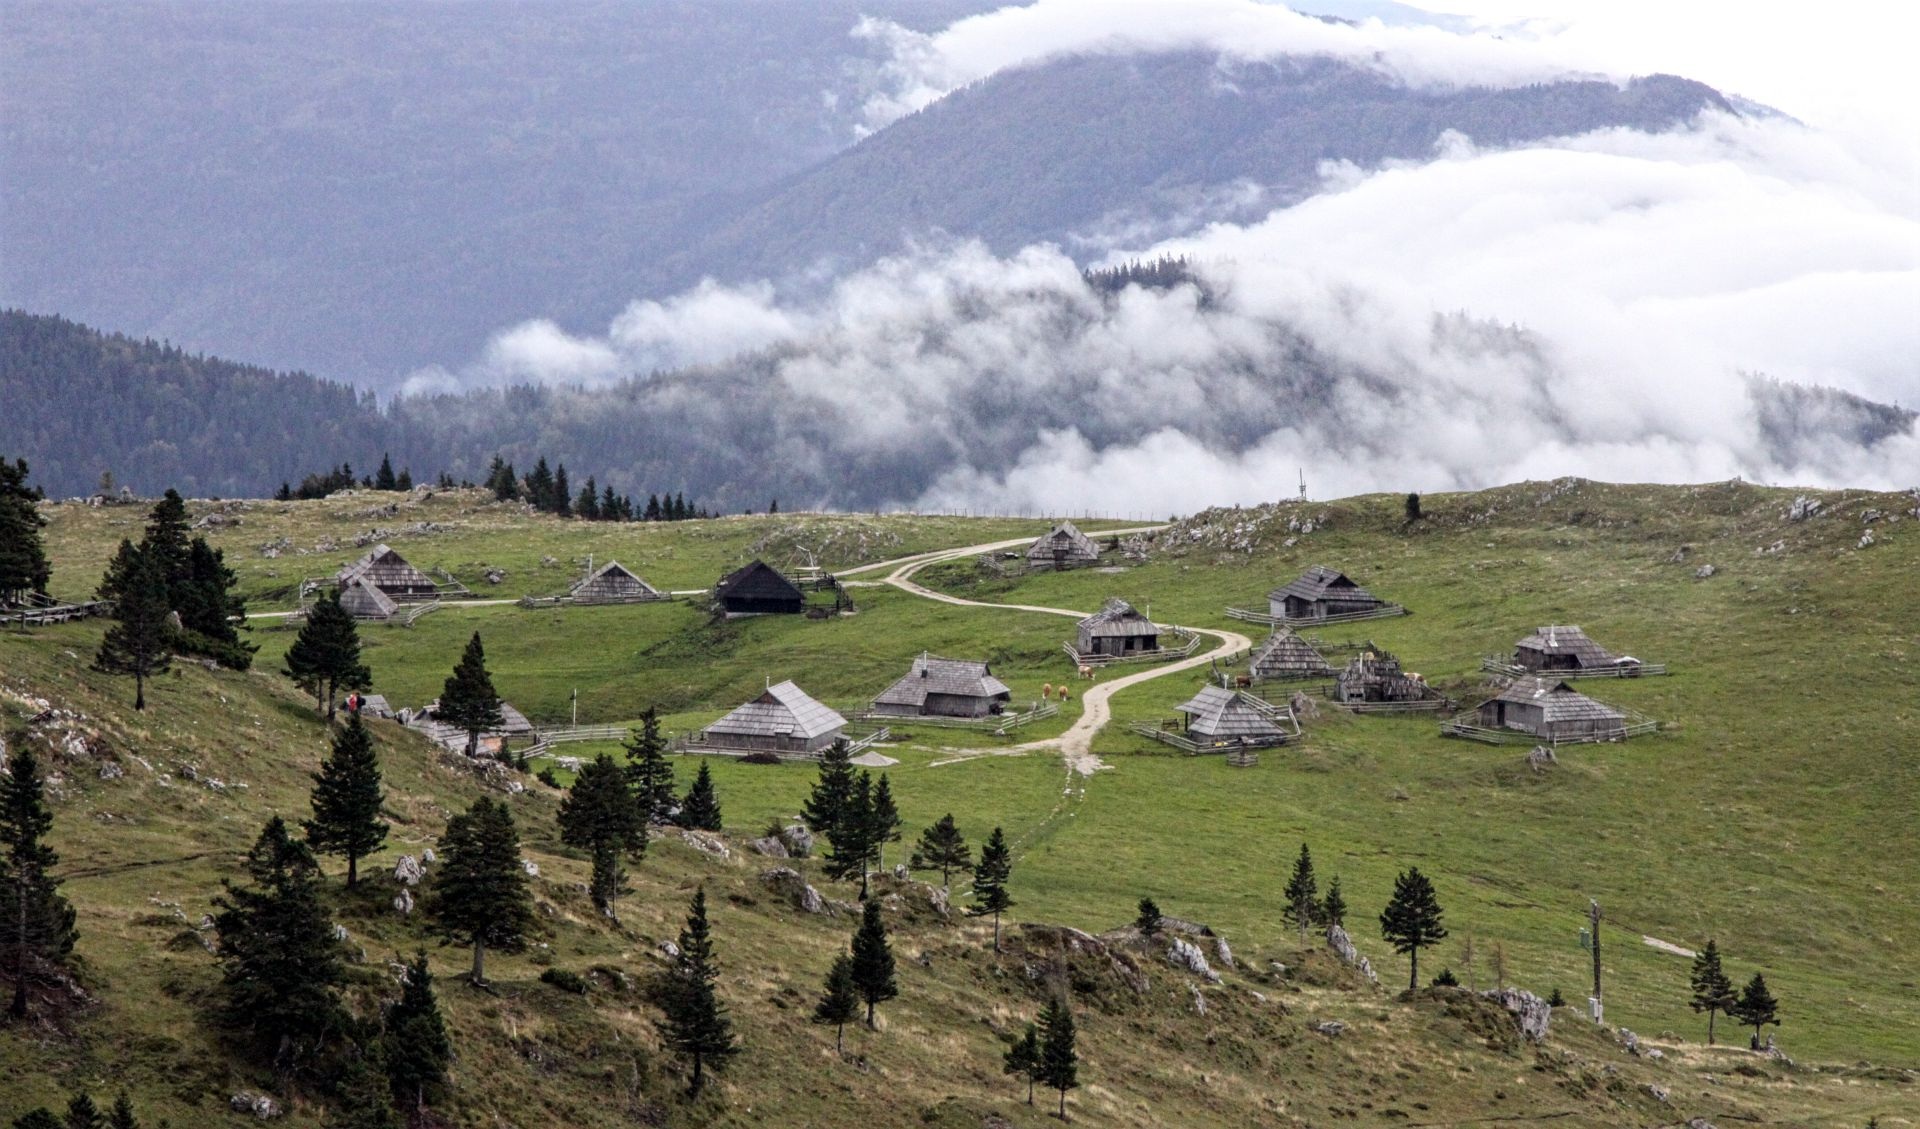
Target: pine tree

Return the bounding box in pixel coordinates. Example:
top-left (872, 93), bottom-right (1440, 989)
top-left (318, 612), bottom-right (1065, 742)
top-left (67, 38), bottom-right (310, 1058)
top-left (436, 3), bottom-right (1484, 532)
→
top-left (1320, 875), bottom-right (1347, 928)
top-left (813, 954), bottom-right (858, 1053)
top-left (394, 468), bottom-right (412, 491)
top-left (558, 754), bottom-right (646, 919)
top-left (599, 484), bottom-right (620, 522)
top-left (1038, 994), bottom-right (1080, 1120)
top-left (93, 544), bottom-right (171, 710)
top-left (61, 1094), bottom-right (102, 1129)
top-left (768, 499), bottom-right (779, 514)
top-left (105, 1094), bottom-right (138, 1129)
top-left (326, 1048), bottom-right (398, 1129)
top-left (658, 888), bottom-right (737, 1094)
top-left (213, 816), bottom-right (347, 1074)
top-left (1730, 972), bottom-right (1781, 1048)
top-left (849, 900), bottom-right (898, 1027)
top-left (0, 457), bottom-right (51, 606)
top-left (486, 456), bottom-right (518, 501)
top-left (275, 482), bottom-right (293, 501)
top-left (803, 739), bottom-right (856, 835)
top-left (1379, 866), bottom-right (1448, 994)
top-left (1, 744), bottom-right (77, 1019)
top-left (868, 773), bottom-right (902, 870)
top-left (425, 797), bottom-right (535, 985)
top-left (824, 772), bottom-right (875, 895)
top-left (1547, 986), bottom-right (1566, 1007)
top-left (1284, 842), bottom-right (1318, 940)
top-left (910, 814), bottom-right (970, 887)
top-left (1405, 492), bottom-right (1422, 522)
top-left (551, 464), bottom-right (571, 517)
top-left (645, 494), bottom-right (662, 522)
top-left (970, 826), bottom-right (1015, 952)
top-left (375, 454), bottom-right (397, 491)
top-left (673, 492), bottom-right (687, 521)
top-left (1003, 1023), bottom-right (1040, 1105)
top-left (14, 1109), bottom-right (60, 1129)
top-left (284, 588), bottom-right (371, 718)
top-left (524, 457), bottom-right (554, 510)
top-left (383, 951), bottom-right (452, 1117)
top-left (1689, 938), bottom-right (1738, 1046)
top-left (1135, 897), bottom-right (1163, 936)
top-left (438, 632), bottom-right (504, 758)
top-left (677, 761), bottom-right (723, 831)
top-left (621, 708), bottom-right (677, 825)
top-left (303, 713), bottom-right (389, 888)
top-left (138, 489), bottom-right (192, 594)
top-left (576, 476), bottom-right (600, 520)
top-left (179, 537), bottom-right (253, 656)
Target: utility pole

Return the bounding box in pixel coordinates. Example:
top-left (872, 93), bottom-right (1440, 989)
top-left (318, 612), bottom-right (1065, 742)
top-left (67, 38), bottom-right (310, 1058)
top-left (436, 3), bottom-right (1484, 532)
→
top-left (1589, 898), bottom-right (1604, 1024)
top-left (570, 687), bottom-right (578, 730)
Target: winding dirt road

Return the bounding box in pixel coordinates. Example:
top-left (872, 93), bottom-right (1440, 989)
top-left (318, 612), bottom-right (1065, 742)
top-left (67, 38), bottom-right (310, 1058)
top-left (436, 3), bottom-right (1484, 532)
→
top-left (876, 533), bottom-right (1253, 775)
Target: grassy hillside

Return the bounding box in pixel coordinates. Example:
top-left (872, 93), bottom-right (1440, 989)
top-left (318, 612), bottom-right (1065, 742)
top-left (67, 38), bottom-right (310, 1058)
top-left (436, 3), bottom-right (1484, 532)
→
top-left (5, 480), bottom-right (1917, 1126)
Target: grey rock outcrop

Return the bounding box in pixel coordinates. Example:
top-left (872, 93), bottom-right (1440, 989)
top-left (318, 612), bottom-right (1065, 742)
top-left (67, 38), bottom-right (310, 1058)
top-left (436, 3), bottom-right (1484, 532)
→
top-left (1166, 937), bottom-right (1220, 983)
top-left (759, 867), bottom-right (828, 915)
top-left (1326, 925), bottom-right (1378, 984)
top-left (748, 836), bottom-right (789, 858)
top-left (679, 830), bottom-right (730, 860)
top-left (1484, 987), bottom-right (1552, 1042)
top-left (1526, 745), bottom-right (1557, 773)
top-left (779, 824), bottom-right (815, 857)
top-left (393, 854), bottom-right (425, 886)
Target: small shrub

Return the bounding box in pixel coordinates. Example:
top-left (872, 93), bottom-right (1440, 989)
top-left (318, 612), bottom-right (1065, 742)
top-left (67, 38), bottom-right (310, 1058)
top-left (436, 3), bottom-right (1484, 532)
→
top-left (539, 968), bottom-right (588, 995)
top-left (536, 767), bottom-right (560, 788)
top-left (1431, 968), bottom-right (1460, 987)
top-left (1547, 987), bottom-right (1566, 1007)
top-left (740, 751), bottom-right (781, 765)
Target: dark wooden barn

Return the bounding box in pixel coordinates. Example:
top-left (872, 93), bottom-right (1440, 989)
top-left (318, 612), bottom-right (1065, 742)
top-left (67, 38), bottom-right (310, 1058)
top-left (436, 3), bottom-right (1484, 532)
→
top-left (1268, 566), bottom-right (1389, 622)
top-left (871, 653), bottom-right (1013, 719)
top-left (1475, 677), bottom-right (1627, 743)
top-left (1075, 598), bottom-right (1160, 658)
top-left (337, 543), bottom-right (438, 601)
top-left (714, 560), bottom-right (805, 616)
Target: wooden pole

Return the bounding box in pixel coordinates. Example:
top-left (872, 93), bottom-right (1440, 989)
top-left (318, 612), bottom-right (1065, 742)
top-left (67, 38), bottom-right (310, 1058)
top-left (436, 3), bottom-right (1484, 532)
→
top-left (1589, 898), bottom-right (1603, 1023)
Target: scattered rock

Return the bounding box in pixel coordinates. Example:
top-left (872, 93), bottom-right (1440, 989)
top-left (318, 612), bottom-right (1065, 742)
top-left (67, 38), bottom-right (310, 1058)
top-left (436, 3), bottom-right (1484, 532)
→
top-left (1525, 745), bottom-right (1557, 773)
top-left (392, 889), bottom-right (414, 916)
top-left (892, 863), bottom-right (909, 880)
top-left (331, 924), bottom-right (352, 943)
top-left (1667, 545), bottom-right (1690, 563)
top-left (540, 555), bottom-right (560, 568)
top-left (521, 858), bottom-right (540, 877)
top-left (1694, 564), bottom-right (1716, 580)
top-left (1687, 1119), bottom-right (1718, 1129)
top-left (680, 830), bottom-right (730, 861)
top-left (229, 1093), bottom-right (282, 1119)
top-left (759, 867), bottom-right (829, 915)
top-left (1213, 936), bottom-right (1235, 969)
top-left (1620, 1026), bottom-right (1640, 1055)
top-left (1756, 539), bottom-right (1786, 555)
top-left (1786, 495), bottom-right (1822, 521)
top-left (1858, 529), bottom-right (1875, 549)
top-left (1288, 691), bottom-right (1320, 721)
top-left (1484, 987), bottom-right (1552, 1043)
top-left (1326, 925), bottom-right (1378, 984)
top-left (779, 824), bottom-right (815, 857)
top-left (747, 836), bottom-right (789, 859)
top-left (422, 849), bottom-right (435, 865)
top-left (484, 568), bottom-right (507, 585)
top-left (393, 855), bottom-right (424, 886)
top-left (659, 940), bottom-right (680, 960)
top-left (1644, 1083), bottom-right (1670, 1104)
top-left (1166, 937), bottom-right (1220, 983)
top-left (927, 885), bottom-right (950, 918)
top-left (1187, 982), bottom-right (1208, 1015)
top-left (1646, 1047), bottom-right (1665, 1060)
top-left (1312, 1020), bottom-right (1346, 1037)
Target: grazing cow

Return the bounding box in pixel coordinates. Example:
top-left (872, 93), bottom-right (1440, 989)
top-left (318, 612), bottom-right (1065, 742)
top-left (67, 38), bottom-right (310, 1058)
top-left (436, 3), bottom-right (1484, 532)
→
top-left (1042, 682), bottom-right (1054, 700)
top-left (1235, 674), bottom-right (1253, 689)
top-left (1077, 664), bottom-right (1094, 680)
top-left (1059, 688), bottom-right (1072, 704)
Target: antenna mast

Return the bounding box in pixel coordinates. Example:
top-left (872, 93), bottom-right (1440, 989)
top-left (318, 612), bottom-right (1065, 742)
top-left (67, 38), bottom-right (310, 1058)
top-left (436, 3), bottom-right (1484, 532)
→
top-left (1298, 468), bottom-right (1308, 502)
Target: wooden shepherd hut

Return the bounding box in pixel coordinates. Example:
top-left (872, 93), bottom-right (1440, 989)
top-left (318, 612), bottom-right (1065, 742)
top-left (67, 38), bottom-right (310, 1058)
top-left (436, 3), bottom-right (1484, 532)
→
top-left (1333, 648), bottom-right (1431, 704)
top-left (700, 680), bottom-right (847, 756)
top-left (1027, 520), bottom-right (1101, 570)
top-left (408, 701), bottom-right (538, 757)
top-left (1175, 686), bottom-right (1292, 748)
top-left (1474, 677), bottom-right (1627, 743)
top-left (1248, 629), bottom-right (1332, 681)
top-left (571, 560), bottom-right (664, 605)
top-left (337, 576), bottom-right (397, 621)
top-left (1512, 626), bottom-right (1636, 674)
top-left (1075, 598), bottom-right (1159, 658)
top-left (871, 653), bottom-right (1013, 719)
top-left (1268, 566), bottom-right (1389, 622)
top-left (337, 544), bottom-right (438, 601)
top-left (714, 560), bottom-right (805, 616)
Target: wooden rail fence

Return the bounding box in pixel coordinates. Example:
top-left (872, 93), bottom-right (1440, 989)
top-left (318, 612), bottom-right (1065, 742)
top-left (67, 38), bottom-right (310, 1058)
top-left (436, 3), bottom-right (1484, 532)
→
top-left (1224, 604), bottom-right (1409, 628)
top-left (1479, 658), bottom-right (1669, 679)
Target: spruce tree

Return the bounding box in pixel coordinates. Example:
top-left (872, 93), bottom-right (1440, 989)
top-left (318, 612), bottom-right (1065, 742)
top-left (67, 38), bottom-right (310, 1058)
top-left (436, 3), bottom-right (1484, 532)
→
top-left (383, 951), bottom-right (452, 1117)
top-left (94, 538), bottom-right (140, 605)
top-left (94, 545), bottom-right (171, 710)
top-left (1405, 493), bottom-right (1422, 522)
top-left (802, 739), bottom-right (855, 834)
top-left (424, 797), bottom-right (535, 985)
top-left (1730, 972), bottom-right (1781, 1048)
top-left (1003, 1023), bottom-right (1040, 1105)
top-left (1135, 897), bottom-right (1163, 936)
top-left (395, 468), bottom-right (412, 491)
top-left (138, 489), bottom-right (192, 594)
top-left (868, 773), bottom-right (902, 871)
top-left (1689, 938), bottom-right (1738, 1046)
top-left (551, 465), bottom-right (571, 517)
top-left (645, 494), bottom-right (661, 522)
top-left (486, 457), bottom-right (518, 501)
top-left (621, 708), bottom-right (677, 825)
top-left (576, 476), bottom-right (600, 520)
top-left (0, 457), bottom-right (51, 606)
top-left (1038, 994), bottom-right (1080, 1120)
top-left (213, 816), bottom-right (347, 1074)
top-left (910, 814), bottom-right (970, 887)
top-left (326, 1049), bottom-right (398, 1129)
top-left (849, 900), bottom-right (898, 1027)
top-left (1284, 842), bottom-right (1318, 940)
top-left (812, 954), bottom-right (858, 1053)
top-left (284, 589), bottom-right (371, 718)
top-left (824, 772), bottom-right (875, 895)
top-left (14, 1109), bottom-right (60, 1129)
top-left (1379, 866), bottom-right (1448, 994)
top-left (438, 632), bottom-right (503, 758)
top-left (677, 761), bottom-right (723, 831)
top-left (658, 888), bottom-right (737, 1094)
top-left (523, 457), bottom-right (553, 510)
top-left (61, 1094), bottom-right (102, 1129)
top-left (599, 484), bottom-right (620, 522)
top-left (1, 744), bottom-right (77, 1019)
top-left (375, 454), bottom-right (397, 491)
top-left (105, 1095), bottom-right (138, 1129)
top-left (970, 826), bottom-right (1015, 952)
top-left (558, 754), bottom-right (646, 919)
top-left (179, 537), bottom-right (253, 658)
top-left (303, 713), bottom-right (389, 888)
top-left (1321, 875), bottom-right (1348, 929)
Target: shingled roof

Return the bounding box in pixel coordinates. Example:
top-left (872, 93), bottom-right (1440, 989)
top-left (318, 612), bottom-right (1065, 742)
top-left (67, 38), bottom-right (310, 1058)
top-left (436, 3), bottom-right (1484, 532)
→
top-left (1249, 630), bottom-right (1331, 678)
top-left (1488, 677), bottom-right (1625, 724)
top-left (337, 576), bottom-right (397, 620)
top-left (707, 681), bottom-right (846, 741)
top-left (1267, 565), bottom-right (1375, 605)
top-left (1176, 686), bottom-right (1288, 741)
top-left (1078, 598), bottom-right (1158, 637)
top-left (571, 560), bottom-right (663, 603)
top-left (714, 560), bottom-right (804, 602)
top-left (1027, 520), bottom-right (1101, 564)
top-left (873, 654), bottom-right (1012, 709)
top-left (337, 543), bottom-right (435, 593)
top-left (1515, 625), bottom-right (1615, 667)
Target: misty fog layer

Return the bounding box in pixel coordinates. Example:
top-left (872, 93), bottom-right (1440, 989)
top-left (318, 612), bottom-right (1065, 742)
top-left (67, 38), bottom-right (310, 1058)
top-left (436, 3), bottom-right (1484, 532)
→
top-left (407, 107), bottom-right (1919, 515)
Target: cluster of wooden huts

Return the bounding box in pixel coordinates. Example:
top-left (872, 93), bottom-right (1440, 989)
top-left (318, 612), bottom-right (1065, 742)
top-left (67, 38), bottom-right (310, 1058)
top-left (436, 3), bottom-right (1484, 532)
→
top-left (334, 544), bottom-right (441, 620)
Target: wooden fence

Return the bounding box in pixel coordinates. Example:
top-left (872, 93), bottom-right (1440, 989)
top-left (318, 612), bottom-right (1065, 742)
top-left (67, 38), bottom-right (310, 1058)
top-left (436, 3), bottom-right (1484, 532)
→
top-left (1126, 720), bottom-right (1292, 756)
top-left (1440, 717), bottom-right (1661, 746)
top-left (533, 723), bottom-right (631, 746)
top-left (1065, 627), bottom-right (1202, 668)
top-left (1, 595), bottom-right (110, 628)
top-left (857, 701), bottom-right (1058, 735)
top-left (1479, 658), bottom-right (1669, 680)
top-left (668, 725), bottom-right (893, 760)
top-left (1224, 604), bottom-right (1409, 628)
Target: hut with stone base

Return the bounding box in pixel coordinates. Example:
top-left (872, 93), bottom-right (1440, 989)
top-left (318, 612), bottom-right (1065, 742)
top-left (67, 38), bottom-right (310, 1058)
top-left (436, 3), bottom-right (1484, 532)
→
top-left (1474, 677), bottom-right (1627, 743)
top-left (1269, 566), bottom-right (1391, 621)
top-left (1249, 630), bottom-right (1332, 681)
top-left (714, 560), bottom-right (805, 616)
top-left (1333, 649), bottom-right (1433, 705)
top-left (1075, 598), bottom-right (1159, 658)
top-left (1027, 520), bottom-right (1101, 570)
top-left (337, 576), bottom-right (398, 621)
top-left (571, 560), bottom-right (664, 605)
top-left (1512, 625), bottom-right (1638, 674)
top-left (1175, 686), bottom-right (1293, 748)
top-left (337, 544), bottom-right (438, 601)
top-left (871, 653), bottom-right (1012, 719)
top-left (699, 680), bottom-right (847, 756)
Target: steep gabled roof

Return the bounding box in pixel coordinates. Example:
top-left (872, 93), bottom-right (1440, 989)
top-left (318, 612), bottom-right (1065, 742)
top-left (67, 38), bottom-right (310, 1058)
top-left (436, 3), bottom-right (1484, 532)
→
top-left (1027, 520), bottom-right (1101, 562)
top-left (1487, 677), bottom-right (1625, 723)
top-left (1249, 629), bottom-right (1330, 676)
top-left (338, 543), bottom-right (432, 588)
top-left (707, 680), bottom-right (846, 740)
top-left (873, 653), bottom-right (1013, 708)
top-left (1077, 597), bottom-right (1158, 637)
top-left (715, 559), bottom-right (804, 602)
top-left (571, 559), bottom-right (662, 599)
top-left (338, 576), bottom-right (397, 619)
top-left (1514, 625), bottom-right (1615, 666)
top-left (1176, 685), bottom-right (1288, 739)
top-left (1268, 565), bottom-right (1376, 605)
